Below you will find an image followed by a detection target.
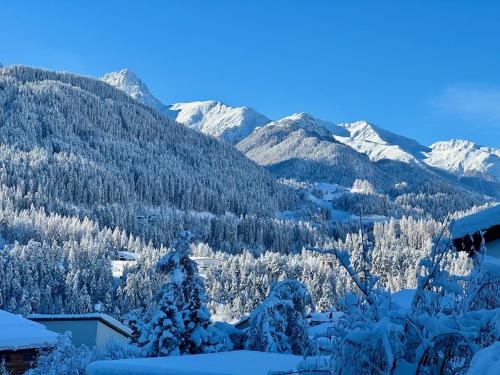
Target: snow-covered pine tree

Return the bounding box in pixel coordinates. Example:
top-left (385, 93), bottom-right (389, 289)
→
top-left (246, 279), bottom-right (312, 355)
top-left (142, 231), bottom-right (222, 356)
top-left (142, 284), bottom-right (182, 356)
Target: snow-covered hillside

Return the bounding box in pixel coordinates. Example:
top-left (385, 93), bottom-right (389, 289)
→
top-left (425, 140), bottom-right (500, 181)
top-left (169, 100), bottom-right (270, 143)
top-left (236, 113), bottom-right (392, 189)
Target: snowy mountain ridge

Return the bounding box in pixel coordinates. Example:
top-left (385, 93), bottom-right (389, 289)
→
top-left (169, 100), bottom-right (271, 143)
top-left (101, 68), bottom-right (500, 183)
top-left (425, 139), bottom-right (500, 181)
top-left (101, 69), bottom-right (270, 143)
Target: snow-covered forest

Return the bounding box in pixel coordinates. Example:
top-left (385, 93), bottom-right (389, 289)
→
top-left (0, 63), bottom-right (498, 375)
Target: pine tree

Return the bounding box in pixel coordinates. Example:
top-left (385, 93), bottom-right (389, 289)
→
top-left (246, 279), bottom-right (312, 355)
top-left (142, 232), bottom-right (220, 356)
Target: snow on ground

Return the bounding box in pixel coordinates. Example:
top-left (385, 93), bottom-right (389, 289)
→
top-left (0, 309), bottom-right (58, 351)
top-left (391, 289), bottom-right (416, 312)
top-left (451, 204), bottom-right (500, 239)
top-left (86, 350), bottom-right (302, 375)
top-left (467, 342), bottom-right (500, 375)
top-left (486, 239), bottom-right (500, 258)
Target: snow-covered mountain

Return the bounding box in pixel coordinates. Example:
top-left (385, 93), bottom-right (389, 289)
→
top-left (425, 140), bottom-right (500, 182)
top-left (236, 113), bottom-right (392, 188)
top-left (101, 69), bottom-right (171, 114)
top-left (169, 100), bottom-right (270, 143)
top-left (101, 69), bottom-right (499, 187)
top-left (331, 121), bottom-right (430, 164)
top-left (102, 69), bottom-right (270, 143)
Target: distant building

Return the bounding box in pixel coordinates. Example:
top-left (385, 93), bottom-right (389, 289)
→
top-left (0, 310), bottom-right (58, 374)
top-left (451, 205), bottom-right (500, 258)
top-left (190, 256), bottom-right (224, 276)
top-left (28, 313), bottom-right (132, 350)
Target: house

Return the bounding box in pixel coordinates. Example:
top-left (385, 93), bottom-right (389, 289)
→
top-left (451, 204), bottom-right (500, 258)
top-left (28, 313), bottom-right (132, 350)
top-left (0, 309), bottom-right (58, 374)
top-left (190, 256), bottom-right (224, 276)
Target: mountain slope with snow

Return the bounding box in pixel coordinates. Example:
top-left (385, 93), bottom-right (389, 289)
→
top-left (425, 140), bottom-right (500, 182)
top-left (102, 69), bottom-right (270, 143)
top-left (169, 100), bottom-right (270, 143)
top-left (236, 113), bottom-right (393, 188)
top-left (101, 69), bottom-right (499, 190)
top-left (327, 121), bottom-right (430, 164)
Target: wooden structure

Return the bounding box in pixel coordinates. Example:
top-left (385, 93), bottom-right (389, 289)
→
top-left (0, 310), bottom-right (57, 374)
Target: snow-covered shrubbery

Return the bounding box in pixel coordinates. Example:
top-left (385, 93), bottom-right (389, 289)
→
top-left (27, 333), bottom-right (143, 375)
top-left (300, 232), bottom-right (500, 374)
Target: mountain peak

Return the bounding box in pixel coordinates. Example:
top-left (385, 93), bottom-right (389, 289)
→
top-left (431, 139), bottom-right (480, 151)
top-left (169, 100), bottom-right (270, 143)
top-left (101, 69), bottom-right (166, 112)
top-left (426, 139), bottom-right (500, 181)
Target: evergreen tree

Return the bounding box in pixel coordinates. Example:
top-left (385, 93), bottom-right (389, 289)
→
top-left (141, 232), bottom-right (220, 356)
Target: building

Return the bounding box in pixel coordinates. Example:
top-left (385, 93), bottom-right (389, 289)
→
top-left (190, 256), bottom-right (224, 276)
top-left (451, 204), bottom-right (500, 258)
top-left (0, 309), bottom-right (58, 374)
top-left (28, 313), bottom-right (132, 350)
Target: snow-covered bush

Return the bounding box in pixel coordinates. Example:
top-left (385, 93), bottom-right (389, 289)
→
top-left (27, 332), bottom-right (143, 375)
top-left (300, 229), bottom-right (500, 374)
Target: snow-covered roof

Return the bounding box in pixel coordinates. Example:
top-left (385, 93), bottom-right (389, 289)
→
top-left (87, 350), bottom-right (302, 375)
top-left (118, 250), bottom-right (140, 261)
top-left (451, 204), bottom-right (500, 239)
top-left (308, 311), bottom-right (343, 323)
top-left (0, 309), bottom-right (58, 351)
top-left (28, 313), bottom-right (132, 337)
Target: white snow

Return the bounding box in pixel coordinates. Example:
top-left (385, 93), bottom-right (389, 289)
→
top-left (112, 260), bottom-right (136, 278)
top-left (332, 121), bottom-right (429, 164)
top-left (486, 239), bottom-right (500, 258)
top-left (86, 350), bottom-right (302, 375)
top-left (450, 204), bottom-right (500, 239)
top-left (391, 289), bottom-right (416, 312)
top-left (0, 309), bottom-right (58, 351)
top-left (169, 101), bottom-right (271, 143)
top-left (425, 139), bottom-right (500, 181)
top-left (467, 342), bottom-right (500, 375)
top-left (101, 69), bottom-right (169, 114)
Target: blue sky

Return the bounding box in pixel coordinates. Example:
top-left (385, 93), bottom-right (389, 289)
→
top-left (1, 0), bottom-right (499, 147)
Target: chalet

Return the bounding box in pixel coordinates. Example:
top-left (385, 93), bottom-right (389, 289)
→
top-left (451, 205), bottom-right (500, 258)
top-left (28, 313), bottom-right (132, 350)
top-left (0, 310), bottom-right (58, 374)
